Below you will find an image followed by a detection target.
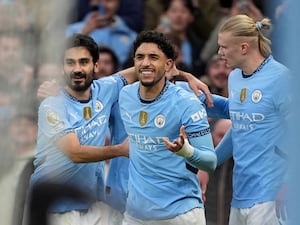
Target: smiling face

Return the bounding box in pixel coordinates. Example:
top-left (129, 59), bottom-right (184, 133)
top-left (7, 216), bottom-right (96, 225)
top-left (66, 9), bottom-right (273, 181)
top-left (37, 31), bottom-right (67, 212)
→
top-left (63, 46), bottom-right (97, 95)
top-left (134, 43), bottom-right (173, 88)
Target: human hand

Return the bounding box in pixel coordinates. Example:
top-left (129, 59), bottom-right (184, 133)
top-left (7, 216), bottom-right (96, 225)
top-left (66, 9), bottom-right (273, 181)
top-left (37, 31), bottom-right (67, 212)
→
top-left (37, 79), bottom-right (59, 100)
top-left (166, 65), bottom-right (214, 107)
top-left (163, 125), bottom-right (186, 154)
top-left (185, 74), bottom-right (214, 107)
top-left (197, 170), bottom-right (210, 203)
top-left (120, 138), bottom-right (129, 158)
top-left (82, 12), bottom-right (111, 34)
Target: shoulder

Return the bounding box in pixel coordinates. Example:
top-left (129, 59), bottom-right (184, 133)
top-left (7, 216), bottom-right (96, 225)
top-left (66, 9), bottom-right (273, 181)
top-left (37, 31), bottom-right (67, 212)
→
top-left (120, 81), bottom-right (139, 95)
top-left (168, 83), bottom-right (204, 107)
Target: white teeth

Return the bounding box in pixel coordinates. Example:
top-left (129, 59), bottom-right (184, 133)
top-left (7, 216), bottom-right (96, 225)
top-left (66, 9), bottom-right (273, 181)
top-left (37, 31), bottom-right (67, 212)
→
top-left (141, 71), bottom-right (152, 75)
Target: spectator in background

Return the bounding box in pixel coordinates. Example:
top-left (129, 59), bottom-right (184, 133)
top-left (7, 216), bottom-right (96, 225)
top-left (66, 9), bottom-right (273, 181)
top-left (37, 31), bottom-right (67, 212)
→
top-left (35, 61), bottom-right (62, 86)
top-left (96, 45), bottom-right (119, 79)
top-left (0, 31), bottom-right (36, 135)
top-left (156, 0), bottom-right (206, 76)
top-left (70, 0), bottom-right (144, 32)
top-left (0, 113), bottom-right (37, 225)
top-left (201, 54), bottom-right (231, 97)
top-left (144, 0), bottom-right (220, 42)
top-left (66, 0), bottom-right (137, 69)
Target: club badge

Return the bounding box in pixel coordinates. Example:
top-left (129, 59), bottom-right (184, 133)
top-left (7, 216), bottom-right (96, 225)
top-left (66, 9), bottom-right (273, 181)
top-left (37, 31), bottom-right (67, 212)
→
top-left (240, 88), bottom-right (247, 103)
top-left (154, 114), bottom-right (165, 128)
top-left (95, 100), bottom-right (103, 112)
top-left (139, 111), bottom-right (148, 126)
top-left (83, 106), bottom-right (92, 120)
top-left (252, 90), bottom-right (262, 103)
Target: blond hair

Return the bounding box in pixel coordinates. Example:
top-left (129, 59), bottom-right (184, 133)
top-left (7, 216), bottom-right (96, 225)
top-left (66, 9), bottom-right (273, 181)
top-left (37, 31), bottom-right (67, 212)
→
top-left (219, 14), bottom-right (272, 57)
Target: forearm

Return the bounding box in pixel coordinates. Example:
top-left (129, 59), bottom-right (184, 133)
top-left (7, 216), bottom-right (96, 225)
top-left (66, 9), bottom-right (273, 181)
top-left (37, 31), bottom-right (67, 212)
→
top-left (185, 135), bottom-right (217, 172)
top-left (215, 128), bottom-right (233, 166)
top-left (117, 67), bottom-right (138, 84)
top-left (71, 144), bottom-right (126, 163)
top-left (201, 94), bottom-right (230, 119)
top-left (57, 132), bottom-right (128, 163)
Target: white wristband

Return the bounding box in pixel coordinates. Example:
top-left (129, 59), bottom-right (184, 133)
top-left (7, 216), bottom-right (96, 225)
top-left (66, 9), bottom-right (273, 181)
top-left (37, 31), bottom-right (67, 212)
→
top-left (175, 139), bottom-right (194, 158)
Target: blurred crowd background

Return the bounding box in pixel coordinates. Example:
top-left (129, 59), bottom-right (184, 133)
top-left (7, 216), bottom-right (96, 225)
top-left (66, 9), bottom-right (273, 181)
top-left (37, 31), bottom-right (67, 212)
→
top-left (0, 0), bottom-right (291, 225)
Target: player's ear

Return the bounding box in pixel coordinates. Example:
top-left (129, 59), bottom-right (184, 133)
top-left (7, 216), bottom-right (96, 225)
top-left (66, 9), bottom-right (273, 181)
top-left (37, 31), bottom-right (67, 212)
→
top-left (94, 61), bottom-right (99, 73)
top-left (240, 42), bottom-right (249, 55)
top-left (165, 59), bottom-right (174, 72)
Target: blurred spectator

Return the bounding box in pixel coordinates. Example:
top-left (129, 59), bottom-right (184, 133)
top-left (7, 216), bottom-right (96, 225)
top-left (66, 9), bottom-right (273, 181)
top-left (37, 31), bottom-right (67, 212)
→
top-left (35, 61), bottom-right (62, 86)
top-left (198, 118), bottom-right (232, 225)
top-left (0, 0), bottom-right (38, 65)
top-left (0, 113), bottom-right (37, 225)
top-left (0, 31), bottom-right (37, 134)
top-left (164, 32), bottom-right (191, 73)
top-left (96, 45), bottom-right (119, 79)
top-left (66, 0), bottom-right (137, 68)
top-left (144, 0), bottom-right (220, 41)
top-left (156, 0), bottom-right (206, 76)
top-left (201, 54), bottom-right (231, 97)
top-left (70, 0), bottom-right (144, 32)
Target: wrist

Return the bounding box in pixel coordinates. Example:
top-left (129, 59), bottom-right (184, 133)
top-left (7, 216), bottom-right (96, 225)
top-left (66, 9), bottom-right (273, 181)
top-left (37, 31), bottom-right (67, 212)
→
top-left (176, 139), bottom-right (194, 158)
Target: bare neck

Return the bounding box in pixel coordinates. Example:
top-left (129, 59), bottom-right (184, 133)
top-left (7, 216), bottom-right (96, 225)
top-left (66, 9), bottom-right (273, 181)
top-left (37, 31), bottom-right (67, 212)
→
top-left (65, 86), bottom-right (91, 101)
top-left (139, 79), bottom-right (166, 100)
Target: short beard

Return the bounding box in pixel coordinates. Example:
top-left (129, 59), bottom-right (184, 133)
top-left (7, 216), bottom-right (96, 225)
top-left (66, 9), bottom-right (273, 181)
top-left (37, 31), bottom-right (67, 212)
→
top-left (65, 71), bottom-right (95, 92)
top-left (140, 73), bottom-right (165, 87)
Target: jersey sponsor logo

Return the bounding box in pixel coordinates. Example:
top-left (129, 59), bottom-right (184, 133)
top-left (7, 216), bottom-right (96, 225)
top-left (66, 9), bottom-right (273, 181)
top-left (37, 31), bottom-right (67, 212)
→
top-left (139, 111), bottom-right (148, 126)
top-left (83, 106), bottom-right (92, 120)
top-left (251, 90), bottom-right (262, 103)
top-left (75, 115), bottom-right (108, 141)
top-left (154, 114), bottom-right (165, 128)
top-left (128, 133), bottom-right (166, 151)
top-left (230, 110), bottom-right (265, 130)
top-left (95, 100), bottom-right (103, 112)
top-left (191, 109), bottom-right (207, 122)
top-left (230, 111), bottom-right (265, 122)
top-left (240, 88), bottom-right (247, 103)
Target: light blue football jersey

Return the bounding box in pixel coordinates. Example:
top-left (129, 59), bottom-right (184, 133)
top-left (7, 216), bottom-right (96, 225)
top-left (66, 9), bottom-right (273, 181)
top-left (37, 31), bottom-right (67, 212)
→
top-left (104, 82), bottom-right (230, 214)
top-left (217, 55), bottom-right (289, 208)
top-left (104, 102), bottom-right (129, 213)
top-left (30, 74), bottom-right (126, 213)
top-left (119, 80), bottom-right (216, 220)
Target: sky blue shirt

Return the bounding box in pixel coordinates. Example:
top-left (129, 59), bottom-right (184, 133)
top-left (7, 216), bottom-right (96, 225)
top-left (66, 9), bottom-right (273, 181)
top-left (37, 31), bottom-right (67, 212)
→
top-left (216, 55), bottom-right (289, 208)
top-left (104, 81), bottom-right (229, 214)
top-left (119, 80), bottom-right (216, 220)
top-left (66, 15), bottom-right (136, 67)
top-left (30, 74), bottom-right (126, 213)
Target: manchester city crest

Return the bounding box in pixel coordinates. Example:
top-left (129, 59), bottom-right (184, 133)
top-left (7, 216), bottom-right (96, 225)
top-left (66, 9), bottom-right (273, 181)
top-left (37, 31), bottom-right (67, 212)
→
top-left (154, 114), bottom-right (165, 128)
top-left (252, 90), bottom-right (262, 103)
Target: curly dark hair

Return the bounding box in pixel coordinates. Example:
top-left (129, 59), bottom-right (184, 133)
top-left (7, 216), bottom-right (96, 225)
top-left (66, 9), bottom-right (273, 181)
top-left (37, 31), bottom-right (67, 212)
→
top-left (132, 30), bottom-right (176, 60)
